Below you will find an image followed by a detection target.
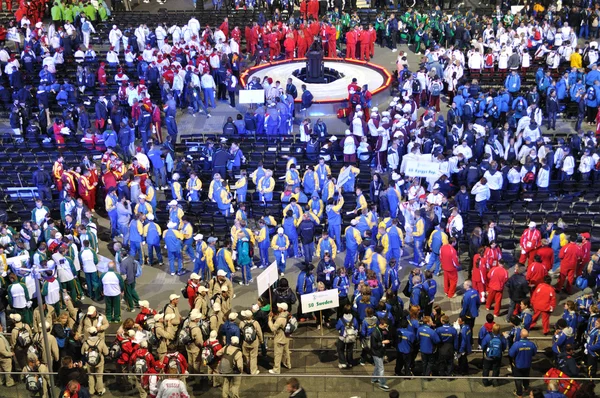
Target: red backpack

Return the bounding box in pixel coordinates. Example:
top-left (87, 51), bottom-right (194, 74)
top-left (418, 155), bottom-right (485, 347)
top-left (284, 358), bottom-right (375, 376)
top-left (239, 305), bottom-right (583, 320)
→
top-left (485, 53), bottom-right (494, 67)
top-left (543, 368), bottom-right (580, 398)
top-left (534, 29), bottom-right (541, 41)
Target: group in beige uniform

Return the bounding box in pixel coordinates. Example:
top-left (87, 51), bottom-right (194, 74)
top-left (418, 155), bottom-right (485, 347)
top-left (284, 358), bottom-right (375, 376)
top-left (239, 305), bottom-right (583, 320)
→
top-left (268, 302), bottom-right (292, 374)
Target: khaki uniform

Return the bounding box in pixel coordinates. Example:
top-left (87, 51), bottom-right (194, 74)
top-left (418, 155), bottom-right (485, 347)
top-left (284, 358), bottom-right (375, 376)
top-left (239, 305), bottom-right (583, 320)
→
top-left (210, 311), bottom-right (225, 333)
top-left (216, 345), bottom-right (244, 398)
top-left (194, 293), bottom-right (209, 316)
top-left (32, 306), bottom-right (55, 334)
top-left (155, 322), bottom-right (175, 361)
top-left (210, 278), bottom-right (234, 298)
top-left (268, 311), bottom-right (291, 373)
top-left (0, 333), bottom-right (14, 386)
top-left (11, 322), bottom-right (32, 369)
top-left (239, 319), bottom-right (263, 374)
top-left (186, 324), bottom-right (204, 374)
top-left (33, 332), bottom-right (59, 365)
top-left (82, 336), bottom-right (109, 394)
top-left (164, 304), bottom-right (182, 327)
top-left (22, 363), bottom-right (50, 398)
top-left (77, 314), bottom-right (110, 342)
top-left (217, 295), bottom-right (232, 315)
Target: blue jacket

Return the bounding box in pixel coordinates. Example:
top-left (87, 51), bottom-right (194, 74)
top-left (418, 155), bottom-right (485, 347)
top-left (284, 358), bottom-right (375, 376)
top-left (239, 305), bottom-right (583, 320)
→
top-left (145, 222), bottom-right (161, 246)
top-left (219, 320), bottom-right (240, 345)
top-left (585, 69), bottom-right (600, 86)
top-left (588, 327), bottom-right (600, 357)
top-left (396, 327), bottom-right (416, 354)
top-left (417, 324), bottom-right (440, 354)
top-left (460, 288), bottom-right (481, 319)
top-left (429, 230), bottom-right (444, 254)
top-left (552, 330), bottom-right (575, 355)
top-left (436, 324), bottom-right (458, 350)
top-left (383, 266), bottom-right (399, 293)
top-left (333, 275), bottom-right (350, 297)
top-left (423, 279), bottom-right (437, 303)
top-left (360, 316), bottom-right (378, 338)
top-left (459, 325), bottom-right (472, 354)
top-left (586, 85), bottom-right (599, 108)
top-left (164, 229), bottom-right (181, 251)
top-left (556, 78), bottom-right (568, 100)
top-left (509, 338), bottom-right (537, 368)
top-left (520, 309), bottom-right (533, 330)
top-left (410, 283), bottom-right (425, 307)
top-left (504, 73), bottom-right (521, 93)
top-left (544, 392), bottom-right (567, 398)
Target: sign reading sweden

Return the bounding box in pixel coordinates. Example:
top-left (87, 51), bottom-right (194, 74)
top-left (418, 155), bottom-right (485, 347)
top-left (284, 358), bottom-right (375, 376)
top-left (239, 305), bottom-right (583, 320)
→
top-left (301, 289), bottom-right (340, 313)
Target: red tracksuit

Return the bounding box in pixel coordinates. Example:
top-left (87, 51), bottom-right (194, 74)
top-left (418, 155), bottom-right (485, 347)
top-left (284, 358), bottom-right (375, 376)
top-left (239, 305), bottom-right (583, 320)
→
top-left (482, 246), bottom-right (502, 270)
top-left (556, 242), bottom-right (582, 294)
top-left (519, 228), bottom-right (541, 264)
top-left (536, 246), bottom-right (555, 272)
top-left (531, 282), bottom-right (556, 334)
top-left (486, 265), bottom-right (508, 316)
top-left (526, 261), bottom-right (547, 288)
top-left (471, 254), bottom-right (487, 302)
top-left (359, 30), bottom-right (369, 61)
top-left (440, 243), bottom-right (459, 298)
top-left (345, 30), bottom-right (357, 59)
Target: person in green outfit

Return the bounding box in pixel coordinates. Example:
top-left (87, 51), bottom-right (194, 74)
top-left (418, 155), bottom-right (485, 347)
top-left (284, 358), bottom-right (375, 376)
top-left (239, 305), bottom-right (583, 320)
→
top-left (119, 249), bottom-right (140, 311)
top-left (100, 261), bottom-right (124, 323)
top-left (51, 1), bottom-right (63, 23)
top-left (7, 273), bottom-right (32, 325)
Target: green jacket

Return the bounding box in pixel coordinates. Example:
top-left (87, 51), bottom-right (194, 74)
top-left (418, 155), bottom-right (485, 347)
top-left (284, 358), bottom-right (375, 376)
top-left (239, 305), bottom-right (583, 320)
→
top-left (51, 4), bottom-right (63, 21)
top-left (63, 7), bottom-right (74, 23)
top-left (84, 4), bottom-right (96, 21)
top-left (98, 6), bottom-right (107, 21)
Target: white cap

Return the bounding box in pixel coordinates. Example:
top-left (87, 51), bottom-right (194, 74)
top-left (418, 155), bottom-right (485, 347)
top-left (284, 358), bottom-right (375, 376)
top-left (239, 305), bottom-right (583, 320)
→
top-left (113, 25), bottom-right (117, 29)
top-left (351, 219), bottom-right (358, 226)
top-left (432, 184), bottom-right (440, 190)
top-left (154, 313), bottom-right (164, 321)
top-left (164, 313), bottom-right (176, 322)
top-left (87, 306), bottom-right (97, 315)
top-left (217, 270), bottom-right (227, 277)
top-left (169, 294), bottom-right (180, 301)
top-left (529, 221), bottom-right (537, 228)
top-left (392, 173), bottom-right (401, 181)
top-left (190, 310), bottom-right (202, 320)
top-left (277, 302), bottom-right (288, 311)
top-left (231, 336), bottom-right (240, 345)
top-left (172, 173), bottom-right (180, 180)
top-left (345, 129), bottom-right (351, 135)
top-left (128, 329), bottom-right (136, 337)
top-left (199, 285), bottom-right (209, 292)
top-left (221, 285), bottom-right (229, 292)
top-left (329, 136), bottom-right (338, 142)
top-left (139, 300), bottom-right (150, 308)
top-left (241, 310), bottom-right (252, 318)
top-left (167, 222), bottom-right (177, 229)
top-left (139, 194), bottom-right (147, 199)
top-left (277, 227), bottom-right (284, 234)
top-left (9, 314), bottom-right (21, 322)
top-left (168, 200), bottom-right (178, 206)
top-left (147, 214), bottom-right (155, 221)
top-left (190, 273), bottom-right (200, 280)
top-left (228, 312), bottom-right (238, 320)
top-left (194, 234), bottom-right (203, 241)
top-left (55, 232), bottom-right (63, 239)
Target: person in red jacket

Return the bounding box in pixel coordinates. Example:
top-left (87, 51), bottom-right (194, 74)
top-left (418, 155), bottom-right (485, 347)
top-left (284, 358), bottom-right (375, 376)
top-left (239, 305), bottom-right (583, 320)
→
top-left (307, 0), bottom-right (319, 20)
top-left (268, 30), bottom-right (279, 60)
top-left (284, 34), bottom-right (295, 59)
top-left (185, 273), bottom-right (201, 308)
top-left (358, 26), bottom-right (369, 61)
top-left (130, 340), bottom-right (159, 373)
top-left (367, 24), bottom-right (377, 60)
top-left (326, 23), bottom-right (337, 58)
top-left (161, 344), bottom-right (189, 375)
top-left (440, 238), bottom-right (460, 298)
top-left (556, 236), bottom-right (582, 294)
top-left (472, 247), bottom-right (487, 302)
top-left (531, 275), bottom-right (556, 334)
top-left (486, 260), bottom-right (509, 316)
top-left (526, 255), bottom-right (548, 289)
top-left (219, 18), bottom-right (229, 39)
top-left (536, 239), bottom-right (555, 272)
top-left (297, 28), bottom-right (308, 58)
top-left (299, 0), bottom-right (308, 19)
top-left (519, 222), bottom-right (542, 265)
top-left (482, 241), bottom-right (502, 270)
top-left (579, 233), bottom-right (592, 276)
top-left (98, 62), bottom-right (107, 87)
top-left (345, 27), bottom-right (357, 60)
top-left (135, 301), bottom-right (157, 329)
top-left (116, 329), bottom-right (139, 389)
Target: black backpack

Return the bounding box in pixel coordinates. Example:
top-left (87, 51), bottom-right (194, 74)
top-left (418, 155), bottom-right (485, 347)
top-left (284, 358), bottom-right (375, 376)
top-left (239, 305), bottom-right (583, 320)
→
top-left (412, 79), bottom-right (421, 93)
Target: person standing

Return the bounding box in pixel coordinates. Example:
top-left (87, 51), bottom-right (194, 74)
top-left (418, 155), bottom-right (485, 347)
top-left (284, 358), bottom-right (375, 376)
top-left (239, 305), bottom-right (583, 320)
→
top-left (120, 249), bottom-right (140, 311)
top-left (80, 239), bottom-right (100, 301)
top-left (457, 315), bottom-right (472, 375)
top-left (268, 302), bottom-right (291, 375)
top-left (519, 222), bottom-right (542, 265)
top-left (271, 228), bottom-right (290, 277)
top-left (460, 280), bottom-right (481, 332)
top-left (530, 276), bottom-right (556, 335)
top-left (508, 329), bottom-right (537, 398)
top-left (506, 265), bottom-right (529, 322)
top-left (435, 315), bottom-right (458, 376)
top-left (185, 310), bottom-right (205, 376)
top-left (335, 304), bottom-right (358, 369)
top-left (486, 261), bottom-right (509, 317)
top-left (440, 238), bottom-right (460, 298)
top-left (0, 323), bottom-right (14, 387)
top-left (81, 326), bottom-right (108, 396)
top-left (556, 235), bottom-right (582, 294)
top-left (370, 316), bottom-right (391, 391)
top-left (480, 324), bottom-right (507, 387)
top-left (239, 310), bottom-right (263, 375)
top-left (100, 261), bottom-right (124, 323)
top-left (417, 316), bottom-right (440, 378)
top-left (163, 222), bottom-right (184, 276)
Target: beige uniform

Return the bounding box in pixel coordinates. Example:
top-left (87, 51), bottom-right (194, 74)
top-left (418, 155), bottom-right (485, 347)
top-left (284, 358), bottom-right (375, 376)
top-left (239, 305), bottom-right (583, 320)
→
top-left (209, 278), bottom-right (234, 297)
top-left (164, 304), bottom-right (182, 327)
top-left (77, 314), bottom-right (110, 342)
top-left (22, 363), bottom-right (50, 398)
top-left (186, 323), bottom-right (205, 374)
top-left (0, 333), bottom-right (14, 386)
top-left (155, 322), bottom-right (175, 360)
top-left (33, 332), bottom-right (59, 365)
top-left (194, 293), bottom-right (209, 316)
top-left (32, 306), bottom-right (55, 334)
top-left (268, 311), bottom-right (291, 373)
top-left (11, 322), bottom-right (32, 369)
top-left (239, 319), bottom-right (263, 375)
top-left (82, 336), bottom-right (109, 394)
top-left (210, 311), bottom-right (225, 333)
top-left (216, 345), bottom-right (244, 398)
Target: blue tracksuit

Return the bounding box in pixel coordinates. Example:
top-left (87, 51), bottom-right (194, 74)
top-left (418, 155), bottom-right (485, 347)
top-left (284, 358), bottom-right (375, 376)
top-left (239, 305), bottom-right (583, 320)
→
top-left (326, 204), bottom-right (343, 249)
top-left (426, 230), bottom-right (444, 274)
top-left (145, 222), bottom-right (162, 265)
top-left (460, 288), bottom-right (481, 319)
top-left (345, 226), bottom-right (360, 270)
top-left (386, 225), bottom-right (403, 262)
top-left (508, 338), bottom-right (537, 368)
top-left (459, 325), bottom-right (473, 354)
top-left (129, 220), bottom-right (143, 263)
top-left (333, 275), bottom-right (350, 299)
top-left (216, 248), bottom-right (232, 278)
top-left (164, 229), bottom-right (183, 274)
top-left (283, 217), bottom-right (299, 258)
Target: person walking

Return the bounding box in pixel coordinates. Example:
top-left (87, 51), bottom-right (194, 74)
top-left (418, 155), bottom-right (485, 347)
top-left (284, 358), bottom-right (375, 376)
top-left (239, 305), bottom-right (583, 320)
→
top-left (531, 275), bottom-right (556, 335)
top-left (120, 249), bottom-right (141, 311)
top-left (100, 262), bottom-right (124, 323)
top-left (481, 324), bottom-right (507, 387)
top-left (370, 316), bottom-right (391, 391)
top-left (440, 237), bottom-right (460, 298)
top-left (268, 302), bottom-right (291, 375)
top-left (217, 335), bottom-right (244, 397)
top-left (486, 261), bottom-right (509, 317)
top-left (508, 329), bottom-right (537, 398)
top-left (239, 310), bottom-right (263, 375)
top-left (506, 265), bottom-right (529, 322)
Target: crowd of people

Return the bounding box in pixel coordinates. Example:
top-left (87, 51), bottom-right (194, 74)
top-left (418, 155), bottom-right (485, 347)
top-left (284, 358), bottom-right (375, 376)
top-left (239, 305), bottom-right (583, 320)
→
top-left (2, 0), bottom-right (600, 398)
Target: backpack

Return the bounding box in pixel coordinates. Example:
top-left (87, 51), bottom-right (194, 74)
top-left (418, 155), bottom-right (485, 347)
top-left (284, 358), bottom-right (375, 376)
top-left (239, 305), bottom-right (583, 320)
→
top-left (201, 344), bottom-right (217, 366)
top-left (217, 347), bottom-right (240, 374)
top-left (284, 315), bottom-right (298, 336)
top-left (431, 82), bottom-right (442, 96)
top-left (486, 336), bottom-right (503, 359)
top-left (523, 171), bottom-right (535, 183)
top-left (242, 322), bottom-right (257, 344)
top-left (588, 87), bottom-right (596, 102)
top-left (463, 103), bottom-right (473, 119)
top-left (223, 122), bottom-right (236, 135)
top-left (25, 366), bottom-right (42, 393)
top-left (167, 354), bottom-right (183, 374)
top-left (412, 79), bottom-right (421, 93)
top-left (108, 340), bottom-right (123, 361)
top-left (141, 314), bottom-right (156, 331)
top-left (419, 286), bottom-right (430, 309)
top-left (82, 21), bottom-right (91, 32)
top-left (86, 342), bottom-right (101, 367)
top-left (342, 321), bottom-right (358, 344)
top-left (133, 355), bottom-right (149, 374)
top-left (16, 327), bottom-right (32, 347)
top-left (181, 283), bottom-right (191, 299)
top-left (27, 335), bottom-right (43, 358)
top-left (178, 320), bottom-right (193, 346)
top-left (485, 53), bottom-right (494, 67)
top-left (148, 328), bottom-right (159, 347)
top-left (199, 319), bottom-right (210, 340)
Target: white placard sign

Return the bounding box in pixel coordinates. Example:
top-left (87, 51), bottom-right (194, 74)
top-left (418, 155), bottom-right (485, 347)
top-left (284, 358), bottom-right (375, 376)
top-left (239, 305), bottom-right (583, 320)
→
top-left (301, 289), bottom-right (340, 314)
top-left (336, 167), bottom-right (352, 188)
top-left (239, 89), bottom-right (265, 104)
top-left (257, 261), bottom-right (279, 296)
top-left (404, 161), bottom-right (440, 178)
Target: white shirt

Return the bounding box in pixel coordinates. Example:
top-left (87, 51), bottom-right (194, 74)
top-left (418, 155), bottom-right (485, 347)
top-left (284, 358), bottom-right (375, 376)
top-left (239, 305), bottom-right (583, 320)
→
top-left (201, 74), bottom-right (216, 89)
top-left (579, 155), bottom-right (593, 173)
top-left (454, 145), bottom-right (473, 160)
top-left (537, 167), bottom-right (550, 188)
top-left (102, 271), bottom-right (122, 296)
top-left (471, 182), bottom-right (490, 202)
top-left (507, 168), bottom-right (521, 184)
top-left (9, 282), bottom-right (27, 308)
top-left (468, 52), bottom-right (484, 70)
top-left (562, 155), bottom-right (575, 175)
top-left (44, 279), bottom-right (61, 305)
top-left (81, 248), bottom-right (98, 273)
top-left (483, 170), bottom-right (503, 190)
top-left (53, 253), bottom-right (75, 282)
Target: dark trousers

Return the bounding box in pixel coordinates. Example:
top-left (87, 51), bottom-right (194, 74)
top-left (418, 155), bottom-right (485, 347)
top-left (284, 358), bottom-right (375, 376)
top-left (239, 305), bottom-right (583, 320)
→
top-left (336, 340), bottom-right (354, 366)
top-left (482, 357), bottom-right (501, 386)
top-left (513, 367), bottom-right (530, 396)
top-left (228, 90), bottom-right (236, 107)
top-left (395, 351), bottom-right (413, 376)
top-left (587, 353), bottom-right (598, 378)
top-left (421, 352), bottom-right (436, 376)
top-left (438, 352), bottom-right (454, 376)
top-left (457, 353), bottom-right (469, 375)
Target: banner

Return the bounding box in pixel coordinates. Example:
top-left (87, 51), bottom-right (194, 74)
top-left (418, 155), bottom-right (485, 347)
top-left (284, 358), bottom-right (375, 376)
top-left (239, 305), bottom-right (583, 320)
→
top-left (404, 161), bottom-right (440, 178)
top-left (239, 89), bottom-right (265, 104)
top-left (336, 167), bottom-right (352, 188)
top-left (257, 261), bottom-right (279, 295)
top-left (301, 289), bottom-right (340, 313)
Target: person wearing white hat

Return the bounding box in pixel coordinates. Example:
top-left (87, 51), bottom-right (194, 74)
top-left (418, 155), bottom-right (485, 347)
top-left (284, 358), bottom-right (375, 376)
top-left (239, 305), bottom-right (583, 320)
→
top-left (268, 302), bottom-right (291, 374)
top-left (185, 310), bottom-right (205, 375)
top-left (164, 294), bottom-right (182, 327)
top-left (82, 325), bottom-right (109, 396)
top-left (170, 173), bottom-right (183, 201)
top-left (216, 334), bottom-right (244, 396)
top-left (154, 313), bottom-right (176, 361)
top-left (194, 285), bottom-right (210, 316)
top-left (9, 313), bottom-right (31, 369)
top-left (163, 221), bottom-right (184, 276)
top-left (77, 305), bottom-right (109, 342)
top-left (271, 227), bottom-right (290, 276)
top-left (143, 213), bottom-right (163, 267)
top-left (167, 200), bottom-right (184, 227)
top-left (134, 194), bottom-right (153, 218)
top-left (518, 221), bottom-right (542, 265)
top-left (101, 261), bottom-right (125, 323)
top-left (239, 309), bottom-right (263, 375)
top-left (210, 302), bottom-right (225, 332)
top-left (185, 273), bottom-right (201, 308)
top-left (192, 234), bottom-right (208, 281)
